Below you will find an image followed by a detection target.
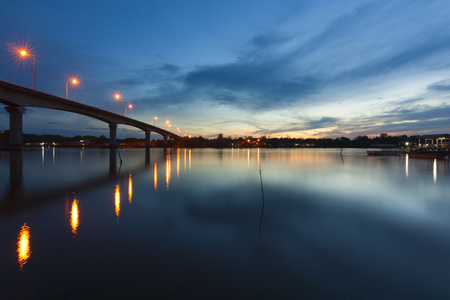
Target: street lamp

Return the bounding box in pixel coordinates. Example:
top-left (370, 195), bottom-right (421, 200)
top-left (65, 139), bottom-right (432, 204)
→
top-left (114, 93), bottom-right (124, 116)
top-left (19, 49), bottom-right (36, 90)
top-left (125, 104), bottom-right (133, 117)
top-left (66, 78), bottom-right (79, 99)
top-left (153, 116), bottom-right (157, 126)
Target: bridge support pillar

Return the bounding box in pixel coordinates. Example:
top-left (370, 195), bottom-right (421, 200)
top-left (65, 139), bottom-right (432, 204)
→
top-left (164, 135), bottom-right (168, 147)
top-left (145, 131), bottom-right (151, 148)
top-left (5, 106), bottom-right (26, 150)
top-left (109, 123), bottom-right (117, 148)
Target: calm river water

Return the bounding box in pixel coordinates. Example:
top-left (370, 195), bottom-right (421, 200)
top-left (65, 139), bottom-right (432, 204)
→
top-left (1, 148), bottom-right (450, 299)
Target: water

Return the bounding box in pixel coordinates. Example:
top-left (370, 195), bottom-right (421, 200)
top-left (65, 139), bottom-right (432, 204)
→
top-left (1, 148), bottom-right (450, 299)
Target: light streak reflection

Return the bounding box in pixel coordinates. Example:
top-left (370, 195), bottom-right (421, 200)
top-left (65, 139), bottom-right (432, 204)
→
top-left (115, 183), bottom-right (121, 220)
top-left (405, 155), bottom-right (409, 178)
top-left (70, 197), bottom-right (79, 236)
top-left (184, 149), bottom-right (187, 171)
top-left (166, 153), bottom-right (171, 190)
top-left (128, 174), bottom-right (133, 203)
top-left (177, 149), bottom-right (180, 178)
top-left (257, 148), bottom-right (260, 167)
top-left (17, 223), bottom-right (31, 270)
top-left (154, 163), bottom-right (158, 191)
top-left (189, 149), bottom-right (191, 170)
top-left (433, 159), bottom-right (437, 183)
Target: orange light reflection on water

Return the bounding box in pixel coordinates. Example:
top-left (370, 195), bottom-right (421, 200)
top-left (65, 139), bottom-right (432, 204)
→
top-left (177, 149), bottom-right (180, 178)
top-left (17, 223), bottom-right (31, 270)
top-left (184, 149), bottom-right (187, 171)
top-left (70, 198), bottom-right (79, 236)
top-left (128, 174), bottom-right (133, 203)
top-left (166, 154), bottom-right (171, 190)
top-left (115, 184), bottom-right (121, 219)
top-left (154, 163), bottom-right (158, 191)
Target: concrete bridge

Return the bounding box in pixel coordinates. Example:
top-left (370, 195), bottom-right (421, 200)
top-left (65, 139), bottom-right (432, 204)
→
top-left (0, 80), bottom-right (182, 149)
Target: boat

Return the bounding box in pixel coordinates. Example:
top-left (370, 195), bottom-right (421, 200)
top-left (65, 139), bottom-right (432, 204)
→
top-left (367, 144), bottom-right (400, 156)
top-left (408, 150), bottom-right (448, 159)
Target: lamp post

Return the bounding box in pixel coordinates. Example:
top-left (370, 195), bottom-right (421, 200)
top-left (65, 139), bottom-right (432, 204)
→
top-left (19, 50), bottom-right (36, 90)
top-left (153, 116), bottom-right (157, 126)
top-left (166, 120), bottom-right (170, 131)
top-left (125, 104), bottom-right (133, 117)
top-left (115, 93), bottom-right (124, 116)
top-left (66, 78), bottom-right (79, 99)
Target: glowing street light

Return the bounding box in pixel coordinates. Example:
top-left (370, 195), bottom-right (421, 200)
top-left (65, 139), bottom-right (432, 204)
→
top-left (153, 116), bottom-right (157, 126)
top-left (66, 78), bottom-right (79, 99)
top-left (19, 49), bottom-right (36, 90)
top-left (125, 104), bottom-right (133, 117)
top-left (114, 93), bottom-right (125, 116)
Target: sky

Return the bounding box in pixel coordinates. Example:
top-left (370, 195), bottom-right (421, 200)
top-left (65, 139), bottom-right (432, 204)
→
top-left (1, 0), bottom-right (450, 139)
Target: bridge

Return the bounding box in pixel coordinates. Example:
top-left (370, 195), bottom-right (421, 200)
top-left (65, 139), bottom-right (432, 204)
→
top-left (0, 80), bottom-right (182, 149)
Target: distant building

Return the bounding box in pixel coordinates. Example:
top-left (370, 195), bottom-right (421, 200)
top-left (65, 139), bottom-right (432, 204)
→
top-left (417, 134), bottom-right (450, 148)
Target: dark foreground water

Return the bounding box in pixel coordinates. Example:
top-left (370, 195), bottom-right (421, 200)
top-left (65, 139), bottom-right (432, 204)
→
top-left (1, 148), bottom-right (450, 299)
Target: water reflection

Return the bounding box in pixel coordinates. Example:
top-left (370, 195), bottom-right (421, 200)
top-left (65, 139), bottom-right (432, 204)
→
top-left (80, 148), bottom-right (84, 163)
top-left (433, 159), bottom-right (437, 183)
top-left (70, 196), bottom-right (79, 236)
top-left (257, 148), bottom-right (260, 166)
top-left (2, 149), bottom-right (450, 298)
top-left (128, 174), bottom-right (133, 203)
top-left (166, 152), bottom-right (171, 190)
top-left (17, 223), bottom-right (31, 270)
top-left (154, 162), bottom-right (157, 191)
top-left (405, 155), bottom-right (409, 178)
top-left (9, 151), bottom-right (23, 198)
top-left (115, 183), bottom-right (121, 220)
top-left (177, 149), bottom-right (180, 178)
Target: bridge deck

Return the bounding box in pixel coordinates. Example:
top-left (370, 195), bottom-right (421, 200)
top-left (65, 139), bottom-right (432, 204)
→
top-left (0, 80), bottom-right (182, 140)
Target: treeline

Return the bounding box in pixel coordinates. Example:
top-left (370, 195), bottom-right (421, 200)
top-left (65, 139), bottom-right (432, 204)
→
top-left (178, 133), bottom-right (413, 148)
top-left (0, 130), bottom-right (416, 148)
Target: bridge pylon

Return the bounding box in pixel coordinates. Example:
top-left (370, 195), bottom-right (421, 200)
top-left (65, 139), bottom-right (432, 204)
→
top-left (5, 106), bottom-right (26, 150)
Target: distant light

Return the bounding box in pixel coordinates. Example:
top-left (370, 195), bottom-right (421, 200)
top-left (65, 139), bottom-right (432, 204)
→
top-left (72, 79), bottom-right (77, 84)
top-left (128, 104), bottom-right (133, 109)
top-left (20, 50), bottom-right (27, 56)
top-left (115, 94), bottom-right (121, 99)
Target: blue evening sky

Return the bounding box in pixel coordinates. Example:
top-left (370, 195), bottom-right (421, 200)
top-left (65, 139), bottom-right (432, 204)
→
top-left (1, 0), bottom-right (450, 139)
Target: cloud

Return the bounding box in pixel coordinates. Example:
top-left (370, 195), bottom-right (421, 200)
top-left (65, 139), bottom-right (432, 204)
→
top-left (184, 62), bottom-right (321, 108)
